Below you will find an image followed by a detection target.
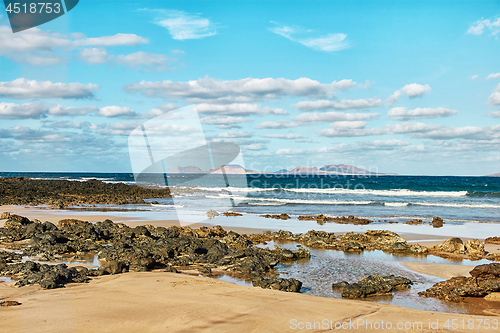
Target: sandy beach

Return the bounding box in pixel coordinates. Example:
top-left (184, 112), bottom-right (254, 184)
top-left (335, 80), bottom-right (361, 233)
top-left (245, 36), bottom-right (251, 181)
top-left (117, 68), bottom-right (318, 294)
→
top-left (1, 271), bottom-right (498, 333)
top-left (2, 205), bottom-right (500, 332)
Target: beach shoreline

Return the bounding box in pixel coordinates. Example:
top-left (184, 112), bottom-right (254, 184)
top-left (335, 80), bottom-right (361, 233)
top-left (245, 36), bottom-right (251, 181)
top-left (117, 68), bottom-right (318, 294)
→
top-left (1, 271), bottom-right (498, 333)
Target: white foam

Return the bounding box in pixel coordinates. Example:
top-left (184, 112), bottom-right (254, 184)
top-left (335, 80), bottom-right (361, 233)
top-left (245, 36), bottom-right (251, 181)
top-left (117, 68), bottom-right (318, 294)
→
top-left (206, 194), bottom-right (377, 206)
top-left (412, 202), bottom-right (500, 209)
top-left (384, 202), bottom-right (410, 207)
top-left (283, 188), bottom-right (468, 197)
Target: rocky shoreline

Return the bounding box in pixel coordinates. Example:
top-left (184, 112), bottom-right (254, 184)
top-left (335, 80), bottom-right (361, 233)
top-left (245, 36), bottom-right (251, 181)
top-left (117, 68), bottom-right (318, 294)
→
top-left (0, 178), bottom-right (171, 208)
top-left (0, 213), bottom-right (308, 293)
top-left (3, 211), bottom-right (500, 310)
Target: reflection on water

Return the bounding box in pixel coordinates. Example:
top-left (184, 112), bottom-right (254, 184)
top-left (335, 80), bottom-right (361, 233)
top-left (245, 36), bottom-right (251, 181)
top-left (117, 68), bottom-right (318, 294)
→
top-left (255, 241), bottom-right (493, 314)
top-left (217, 275), bottom-right (254, 287)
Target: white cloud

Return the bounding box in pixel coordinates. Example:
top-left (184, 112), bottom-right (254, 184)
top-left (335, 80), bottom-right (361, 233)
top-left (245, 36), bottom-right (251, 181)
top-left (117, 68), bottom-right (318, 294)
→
top-left (194, 103), bottom-right (287, 116)
top-left (200, 116), bottom-right (250, 129)
top-left (217, 131), bottom-right (253, 138)
top-left (295, 98), bottom-right (382, 111)
top-left (487, 73), bottom-right (500, 79)
top-left (98, 106), bottom-right (136, 117)
top-left (116, 52), bottom-right (175, 72)
top-left (242, 144), bottom-right (267, 151)
top-left (490, 92), bottom-right (500, 106)
top-left (329, 121), bottom-right (367, 129)
top-left (486, 111), bottom-right (500, 118)
top-left (151, 10), bottom-right (218, 40)
top-left (270, 22), bottom-right (349, 52)
top-left (47, 121), bottom-right (94, 129)
top-left (387, 83), bottom-right (431, 106)
top-left (124, 76), bottom-right (357, 103)
top-left (48, 105), bottom-right (98, 116)
top-left (360, 140), bottom-right (410, 148)
top-left (0, 25), bottom-right (148, 66)
top-left (401, 83), bottom-right (431, 97)
top-left (388, 107), bottom-right (458, 121)
top-left (275, 148), bottom-right (306, 155)
top-left (11, 54), bottom-right (68, 66)
top-left (467, 17), bottom-right (500, 36)
top-left (412, 126), bottom-right (485, 140)
top-left (79, 48), bottom-right (112, 65)
top-left (0, 25), bottom-right (147, 53)
top-left (77, 33), bottom-right (148, 47)
top-left (140, 104), bottom-right (179, 118)
top-left (471, 75), bottom-right (479, 81)
top-left (255, 120), bottom-right (298, 129)
top-left (317, 122), bottom-right (442, 137)
top-left (96, 122), bottom-right (141, 136)
top-left (490, 83), bottom-right (500, 106)
top-left (0, 78), bottom-right (99, 99)
top-left (0, 102), bottom-right (47, 119)
top-left (263, 134), bottom-right (306, 139)
top-left (292, 111), bottom-right (379, 123)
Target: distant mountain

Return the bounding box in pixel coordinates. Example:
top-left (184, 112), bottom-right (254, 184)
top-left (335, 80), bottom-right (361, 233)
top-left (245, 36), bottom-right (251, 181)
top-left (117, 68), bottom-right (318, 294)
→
top-left (486, 173), bottom-right (500, 177)
top-left (165, 164), bottom-right (394, 175)
top-left (166, 166), bottom-right (204, 173)
top-left (320, 164), bottom-right (375, 175)
top-left (286, 166), bottom-right (325, 174)
top-left (210, 165), bottom-right (247, 174)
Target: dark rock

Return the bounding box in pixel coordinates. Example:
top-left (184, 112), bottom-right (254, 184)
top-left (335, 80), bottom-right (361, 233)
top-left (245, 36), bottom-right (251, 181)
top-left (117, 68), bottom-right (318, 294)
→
top-left (419, 263), bottom-right (500, 302)
top-left (432, 217), bottom-right (444, 228)
top-left (164, 266), bottom-right (178, 273)
top-left (486, 237), bottom-right (500, 245)
top-left (261, 214), bottom-right (290, 220)
top-left (332, 281), bottom-right (349, 289)
top-left (338, 274), bottom-right (412, 298)
top-left (405, 219), bottom-right (423, 225)
top-left (99, 261), bottom-right (127, 275)
top-left (252, 276), bottom-right (302, 292)
top-left (465, 239), bottom-right (485, 257)
top-left (0, 301), bottom-right (21, 307)
top-left (430, 238), bottom-right (465, 254)
top-left (470, 263), bottom-right (500, 277)
top-left (223, 211), bottom-right (243, 217)
top-left (199, 266), bottom-right (212, 274)
top-left (0, 178), bottom-right (171, 207)
top-left (0, 261), bottom-right (89, 289)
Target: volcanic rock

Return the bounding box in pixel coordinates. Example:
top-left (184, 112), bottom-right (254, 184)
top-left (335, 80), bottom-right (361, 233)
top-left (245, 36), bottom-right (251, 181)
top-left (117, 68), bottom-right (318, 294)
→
top-left (252, 276), bottom-right (302, 292)
top-left (334, 274), bottom-right (412, 298)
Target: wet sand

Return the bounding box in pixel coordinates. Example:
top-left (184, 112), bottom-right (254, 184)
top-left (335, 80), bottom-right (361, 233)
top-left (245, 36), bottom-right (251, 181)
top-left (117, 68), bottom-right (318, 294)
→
top-left (0, 272), bottom-right (497, 333)
top-left (400, 262), bottom-right (473, 279)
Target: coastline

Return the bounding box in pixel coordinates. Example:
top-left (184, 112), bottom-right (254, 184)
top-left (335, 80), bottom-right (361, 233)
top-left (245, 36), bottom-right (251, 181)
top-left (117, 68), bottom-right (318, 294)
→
top-left (0, 271), bottom-right (495, 333)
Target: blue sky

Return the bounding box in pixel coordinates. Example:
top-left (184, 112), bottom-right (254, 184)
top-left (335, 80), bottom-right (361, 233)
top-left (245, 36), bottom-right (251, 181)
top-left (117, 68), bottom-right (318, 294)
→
top-left (0, 0), bottom-right (499, 175)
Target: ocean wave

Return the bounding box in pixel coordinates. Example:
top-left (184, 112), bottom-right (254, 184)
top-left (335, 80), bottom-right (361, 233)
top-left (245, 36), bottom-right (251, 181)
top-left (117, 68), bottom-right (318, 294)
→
top-left (412, 202), bottom-right (500, 209)
top-left (171, 186), bottom-right (276, 193)
top-left (467, 191), bottom-right (500, 198)
top-left (283, 188), bottom-right (468, 197)
top-left (206, 194), bottom-right (378, 206)
top-left (384, 202), bottom-right (410, 207)
top-left (245, 202), bottom-right (287, 206)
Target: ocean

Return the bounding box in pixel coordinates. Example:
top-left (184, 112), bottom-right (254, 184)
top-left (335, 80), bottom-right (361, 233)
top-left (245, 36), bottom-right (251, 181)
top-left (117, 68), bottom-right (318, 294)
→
top-left (3, 172), bottom-right (500, 225)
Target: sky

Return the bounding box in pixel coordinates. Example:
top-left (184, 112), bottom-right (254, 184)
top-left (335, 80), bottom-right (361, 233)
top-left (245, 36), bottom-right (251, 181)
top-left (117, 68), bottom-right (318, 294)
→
top-left (0, 0), bottom-right (499, 175)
